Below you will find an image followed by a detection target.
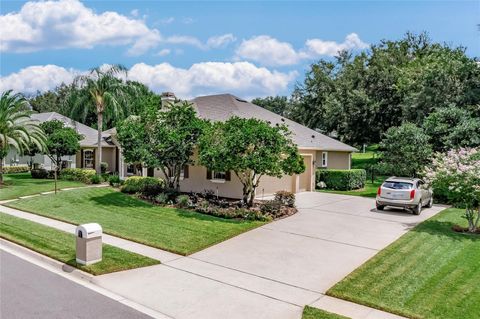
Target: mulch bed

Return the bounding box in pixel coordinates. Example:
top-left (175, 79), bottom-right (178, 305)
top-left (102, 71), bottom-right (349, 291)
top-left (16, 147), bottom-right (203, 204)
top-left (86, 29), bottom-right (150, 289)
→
top-left (451, 225), bottom-right (480, 234)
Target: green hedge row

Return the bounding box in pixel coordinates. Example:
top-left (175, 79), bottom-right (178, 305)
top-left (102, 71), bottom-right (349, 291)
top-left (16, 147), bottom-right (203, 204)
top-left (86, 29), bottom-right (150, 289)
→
top-left (2, 165), bottom-right (30, 174)
top-left (120, 176), bottom-right (166, 198)
top-left (60, 168), bottom-right (96, 183)
top-left (316, 169), bottom-right (366, 191)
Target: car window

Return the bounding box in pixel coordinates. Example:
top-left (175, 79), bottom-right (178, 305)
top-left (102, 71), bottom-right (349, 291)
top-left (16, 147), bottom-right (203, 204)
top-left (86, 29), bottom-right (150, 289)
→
top-left (383, 181), bottom-right (413, 190)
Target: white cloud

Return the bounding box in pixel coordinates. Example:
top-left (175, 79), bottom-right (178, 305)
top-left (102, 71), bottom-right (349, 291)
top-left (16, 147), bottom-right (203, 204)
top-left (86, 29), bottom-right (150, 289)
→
top-left (207, 34), bottom-right (237, 48)
top-left (0, 0), bottom-right (161, 55)
top-left (1, 62), bottom-right (297, 99)
top-left (165, 35), bottom-right (205, 49)
top-left (181, 17), bottom-right (195, 24)
top-left (155, 49), bottom-right (171, 57)
top-left (235, 36), bottom-right (301, 66)
top-left (130, 9), bottom-right (139, 17)
top-left (0, 65), bottom-right (77, 94)
top-left (305, 33), bottom-right (368, 57)
top-left (129, 62), bottom-right (297, 99)
top-left (235, 33), bottom-right (368, 66)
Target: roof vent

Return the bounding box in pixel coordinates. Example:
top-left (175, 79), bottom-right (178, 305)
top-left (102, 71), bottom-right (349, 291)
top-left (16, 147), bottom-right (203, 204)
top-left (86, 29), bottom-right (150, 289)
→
top-left (281, 118), bottom-right (285, 122)
top-left (235, 97), bottom-right (247, 103)
top-left (311, 135), bottom-right (315, 139)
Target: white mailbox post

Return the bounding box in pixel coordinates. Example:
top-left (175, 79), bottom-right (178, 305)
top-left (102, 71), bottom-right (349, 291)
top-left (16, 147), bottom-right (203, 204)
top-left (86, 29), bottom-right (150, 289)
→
top-left (75, 223), bottom-right (102, 265)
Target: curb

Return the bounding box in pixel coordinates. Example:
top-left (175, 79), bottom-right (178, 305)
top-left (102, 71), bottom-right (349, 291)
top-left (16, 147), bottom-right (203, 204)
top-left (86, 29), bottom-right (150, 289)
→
top-left (0, 239), bottom-right (173, 319)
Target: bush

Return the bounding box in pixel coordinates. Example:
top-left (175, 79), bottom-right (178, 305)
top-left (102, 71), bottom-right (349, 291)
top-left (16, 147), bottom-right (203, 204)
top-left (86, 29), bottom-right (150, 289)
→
top-left (274, 191), bottom-right (295, 207)
top-left (60, 168), bottom-right (96, 183)
top-left (260, 200), bottom-right (282, 215)
top-left (2, 165), bottom-right (29, 174)
top-left (100, 162), bottom-right (108, 174)
top-left (316, 169), bottom-right (366, 191)
top-left (154, 193), bottom-right (169, 205)
top-left (120, 176), bottom-right (165, 198)
top-left (90, 174), bottom-right (102, 184)
top-left (108, 175), bottom-right (122, 187)
top-left (31, 169), bottom-right (48, 179)
top-left (176, 195), bottom-right (191, 208)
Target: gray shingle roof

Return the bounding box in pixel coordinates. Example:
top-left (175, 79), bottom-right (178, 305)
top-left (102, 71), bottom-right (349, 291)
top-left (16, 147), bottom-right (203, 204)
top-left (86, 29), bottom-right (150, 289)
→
top-left (31, 112), bottom-right (114, 147)
top-left (190, 94), bottom-right (356, 152)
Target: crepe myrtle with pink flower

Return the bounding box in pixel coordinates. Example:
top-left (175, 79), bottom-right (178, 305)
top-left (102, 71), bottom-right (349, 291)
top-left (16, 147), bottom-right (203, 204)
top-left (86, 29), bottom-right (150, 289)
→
top-left (424, 148), bottom-right (480, 232)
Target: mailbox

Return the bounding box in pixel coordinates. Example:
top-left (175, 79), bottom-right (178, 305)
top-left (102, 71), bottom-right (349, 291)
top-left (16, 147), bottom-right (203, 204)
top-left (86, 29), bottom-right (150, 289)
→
top-left (75, 223), bottom-right (102, 265)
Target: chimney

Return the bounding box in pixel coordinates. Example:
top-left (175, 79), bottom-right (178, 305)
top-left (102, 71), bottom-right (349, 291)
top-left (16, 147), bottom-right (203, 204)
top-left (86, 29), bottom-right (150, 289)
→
top-left (161, 92), bottom-right (176, 107)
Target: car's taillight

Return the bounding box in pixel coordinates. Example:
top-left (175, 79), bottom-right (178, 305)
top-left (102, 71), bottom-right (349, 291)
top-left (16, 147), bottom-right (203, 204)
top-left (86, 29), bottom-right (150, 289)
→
top-left (410, 189), bottom-right (415, 200)
top-left (377, 187), bottom-right (381, 196)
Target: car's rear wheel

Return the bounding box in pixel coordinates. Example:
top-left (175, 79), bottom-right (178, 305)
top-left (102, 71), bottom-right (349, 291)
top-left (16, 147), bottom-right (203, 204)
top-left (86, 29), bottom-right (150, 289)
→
top-left (376, 204), bottom-right (384, 211)
top-left (426, 197), bottom-right (433, 208)
top-left (413, 203), bottom-right (422, 215)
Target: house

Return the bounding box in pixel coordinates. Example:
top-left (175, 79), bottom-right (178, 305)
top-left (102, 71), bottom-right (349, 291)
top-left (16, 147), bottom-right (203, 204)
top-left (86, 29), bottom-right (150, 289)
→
top-left (5, 93), bottom-right (356, 199)
top-left (113, 93), bottom-right (356, 199)
top-left (4, 112), bottom-right (120, 172)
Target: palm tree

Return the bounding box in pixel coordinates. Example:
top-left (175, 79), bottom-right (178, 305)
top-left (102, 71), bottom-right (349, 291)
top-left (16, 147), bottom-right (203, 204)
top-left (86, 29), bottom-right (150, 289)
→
top-left (70, 65), bottom-right (132, 174)
top-left (0, 91), bottom-right (46, 185)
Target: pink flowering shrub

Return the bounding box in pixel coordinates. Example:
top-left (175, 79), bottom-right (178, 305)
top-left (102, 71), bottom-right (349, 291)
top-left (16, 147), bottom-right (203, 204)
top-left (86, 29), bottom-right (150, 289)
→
top-left (424, 148), bottom-right (480, 232)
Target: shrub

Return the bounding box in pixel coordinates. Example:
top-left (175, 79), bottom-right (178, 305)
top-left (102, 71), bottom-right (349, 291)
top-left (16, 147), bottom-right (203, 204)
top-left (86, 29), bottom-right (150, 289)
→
top-left (316, 169), bottom-right (366, 191)
top-left (176, 195), bottom-right (191, 208)
top-left (100, 162), bottom-right (108, 174)
top-left (60, 168), bottom-right (96, 183)
top-left (90, 174), bottom-right (102, 184)
top-left (108, 175), bottom-right (122, 187)
top-left (120, 176), bottom-right (165, 198)
top-left (31, 168), bottom-right (48, 179)
top-left (154, 193), bottom-right (169, 205)
top-left (260, 200), bottom-right (282, 215)
top-left (274, 191), bottom-right (295, 207)
top-left (2, 165), bottom-right (29, 174)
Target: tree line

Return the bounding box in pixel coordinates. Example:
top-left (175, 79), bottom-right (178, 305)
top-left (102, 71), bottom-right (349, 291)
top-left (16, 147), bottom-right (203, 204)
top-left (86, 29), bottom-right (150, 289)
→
top-left (252, 32), bottom-right (480, 154)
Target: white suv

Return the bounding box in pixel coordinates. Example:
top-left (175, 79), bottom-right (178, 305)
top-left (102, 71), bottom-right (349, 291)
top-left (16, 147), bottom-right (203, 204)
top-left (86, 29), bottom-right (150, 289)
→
top-left (376, 177), bottom-right (433, 215)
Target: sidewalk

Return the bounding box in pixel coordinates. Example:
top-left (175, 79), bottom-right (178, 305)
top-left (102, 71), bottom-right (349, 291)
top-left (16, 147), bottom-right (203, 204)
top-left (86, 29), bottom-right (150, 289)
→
top-left (0, 203), bottom-right (407, 319)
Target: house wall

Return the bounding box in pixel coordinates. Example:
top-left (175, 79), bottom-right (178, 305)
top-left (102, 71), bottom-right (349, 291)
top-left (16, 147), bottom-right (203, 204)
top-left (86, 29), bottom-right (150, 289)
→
top-left (102, 147), bottom-right (116, 172)
top-left (315, 151), bottom-right (351, 170)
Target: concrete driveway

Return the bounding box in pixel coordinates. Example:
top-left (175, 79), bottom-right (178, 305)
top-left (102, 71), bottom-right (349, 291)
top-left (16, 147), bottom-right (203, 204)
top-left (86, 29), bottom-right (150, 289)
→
top-left (94, 192), bottom-right (445, 319)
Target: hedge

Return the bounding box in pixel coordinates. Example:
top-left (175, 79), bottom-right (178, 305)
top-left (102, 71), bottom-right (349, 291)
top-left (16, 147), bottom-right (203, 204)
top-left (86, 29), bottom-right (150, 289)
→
top-left (60, 168), bottom-right (96, 183)
top-left (120, 176), bottom-right (166, 198)
top-left (2, 165), bottom-right (29, 174)
top-left (316, 169), bottom-right (366, 191)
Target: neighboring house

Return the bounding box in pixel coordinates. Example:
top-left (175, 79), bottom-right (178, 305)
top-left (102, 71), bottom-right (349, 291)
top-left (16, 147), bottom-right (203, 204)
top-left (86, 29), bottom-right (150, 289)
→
top-left (4, 112), bottom-right (119, 172)
top-left (111, 93), bottom-right (357, 199)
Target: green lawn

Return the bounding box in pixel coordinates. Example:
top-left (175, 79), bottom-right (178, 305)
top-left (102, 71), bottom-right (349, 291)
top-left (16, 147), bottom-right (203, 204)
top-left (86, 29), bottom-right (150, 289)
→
top-left (328, 208), bottom-right (480, 319)
top-left (351, 145), bottom-right (379, 170)
top-left (302, 307), bottom-right (349, 319)
top-left (0, 213), bottom-right (159, 275)
top-left (7, 187), bottom-right (266, 255)
top-left (318, 176), bottom-right (384, 198)
top-left (0, 173), bottom-right (85, 200)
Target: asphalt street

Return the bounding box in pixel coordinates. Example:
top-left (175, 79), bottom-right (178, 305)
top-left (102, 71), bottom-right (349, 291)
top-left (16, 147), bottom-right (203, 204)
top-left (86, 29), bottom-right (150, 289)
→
top-left (0, 250), bottom-right (153, 319)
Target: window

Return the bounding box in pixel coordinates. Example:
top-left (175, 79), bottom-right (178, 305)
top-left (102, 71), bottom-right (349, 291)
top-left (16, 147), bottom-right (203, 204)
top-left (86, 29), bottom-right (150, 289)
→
top-left (207, 169), bottom-right (230, 182)
top-left (382, 181), bottom-right (413, 190)
top-left (213, 171), bottom-right (226, 180)
top-left (83, 150), bottom-right (94, 169)
top-left (321, 152), bottom-right (328, 167)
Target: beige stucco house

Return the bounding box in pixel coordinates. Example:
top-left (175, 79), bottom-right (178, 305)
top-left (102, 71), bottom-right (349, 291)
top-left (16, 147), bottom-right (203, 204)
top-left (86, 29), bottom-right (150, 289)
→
top-left (5, 94), bottom-right (356, 199)
top-left (114, 93), bottom-right (357, 199)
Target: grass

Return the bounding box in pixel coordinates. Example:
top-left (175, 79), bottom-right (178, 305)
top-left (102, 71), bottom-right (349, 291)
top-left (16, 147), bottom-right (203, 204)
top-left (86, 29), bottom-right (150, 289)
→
top-left (351, 144), bottom-right (379, 170)
top-left (302, 307), bottom-right (349, 319)
top-left (0, 173), bottom-right (85, 200)
top-left (327, 208), bottom-right (480, 319)
top-left (0, 213), bottom-right (159, 275)
top-left (7, 187), bottom-right (266, 255)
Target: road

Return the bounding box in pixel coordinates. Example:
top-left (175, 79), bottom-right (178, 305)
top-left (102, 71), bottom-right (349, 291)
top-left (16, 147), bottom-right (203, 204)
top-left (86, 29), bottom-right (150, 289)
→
top-left (0, 250), bottom-right (153, 319)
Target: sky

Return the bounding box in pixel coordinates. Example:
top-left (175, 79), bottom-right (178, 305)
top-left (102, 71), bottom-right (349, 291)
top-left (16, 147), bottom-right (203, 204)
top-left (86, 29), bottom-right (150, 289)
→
top-left (0, 0), bottom-right (479, 100)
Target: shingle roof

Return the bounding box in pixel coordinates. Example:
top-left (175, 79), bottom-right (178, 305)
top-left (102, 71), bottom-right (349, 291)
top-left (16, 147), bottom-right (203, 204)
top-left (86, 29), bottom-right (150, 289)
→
top-left (31, 112), bottom-right (114, 147)
top-left (190, 94), bottom-right (356, 152)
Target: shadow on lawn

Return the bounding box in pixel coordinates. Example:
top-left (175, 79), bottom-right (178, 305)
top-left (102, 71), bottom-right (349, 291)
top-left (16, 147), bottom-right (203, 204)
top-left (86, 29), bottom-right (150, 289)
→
top-left (411, 219), bottom-right (480, 242)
